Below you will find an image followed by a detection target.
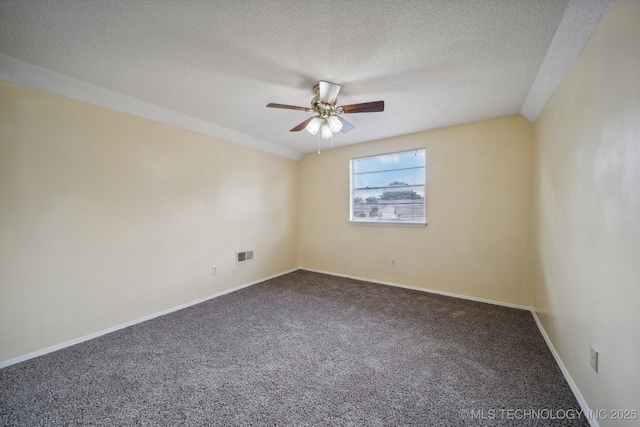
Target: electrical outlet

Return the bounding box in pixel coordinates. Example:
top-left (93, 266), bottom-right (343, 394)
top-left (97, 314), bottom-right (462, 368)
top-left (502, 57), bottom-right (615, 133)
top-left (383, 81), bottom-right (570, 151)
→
top-left (590, 346), bottom-right (598, 372)
top-left (391, 258), bottom-right (396, 266)
top-left (213, 265), bottom-right (218, 275)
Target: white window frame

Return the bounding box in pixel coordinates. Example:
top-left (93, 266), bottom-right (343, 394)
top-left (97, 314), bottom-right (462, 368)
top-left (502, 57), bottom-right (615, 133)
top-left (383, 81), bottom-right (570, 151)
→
top-left (349, 148), bottom-right (427, 227)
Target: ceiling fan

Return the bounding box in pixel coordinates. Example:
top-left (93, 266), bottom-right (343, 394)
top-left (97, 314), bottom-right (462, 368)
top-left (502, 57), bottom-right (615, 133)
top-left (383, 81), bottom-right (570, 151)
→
top-left (267, 81), bottom-right (384, 140)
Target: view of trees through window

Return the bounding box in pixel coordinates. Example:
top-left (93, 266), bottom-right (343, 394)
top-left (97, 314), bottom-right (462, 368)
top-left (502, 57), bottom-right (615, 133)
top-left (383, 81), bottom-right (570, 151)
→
top-left (350, 149), bottom-right (426, 223)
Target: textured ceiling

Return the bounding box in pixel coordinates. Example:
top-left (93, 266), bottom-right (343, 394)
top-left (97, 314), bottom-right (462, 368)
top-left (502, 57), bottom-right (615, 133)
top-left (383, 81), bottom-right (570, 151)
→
top-left (0, 0), bottom-right (613, 160)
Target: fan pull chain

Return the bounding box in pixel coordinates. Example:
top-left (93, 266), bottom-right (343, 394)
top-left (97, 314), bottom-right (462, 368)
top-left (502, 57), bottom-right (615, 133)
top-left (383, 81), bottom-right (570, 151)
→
top-left (317, 131), bottom-right (320, 154)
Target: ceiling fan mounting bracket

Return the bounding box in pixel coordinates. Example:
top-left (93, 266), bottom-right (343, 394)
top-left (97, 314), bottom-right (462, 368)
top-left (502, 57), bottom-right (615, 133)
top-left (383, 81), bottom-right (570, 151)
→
top-left (310, 96), bottom-right (341, 119)
top-left (310, 83), bottom-right (344, 118)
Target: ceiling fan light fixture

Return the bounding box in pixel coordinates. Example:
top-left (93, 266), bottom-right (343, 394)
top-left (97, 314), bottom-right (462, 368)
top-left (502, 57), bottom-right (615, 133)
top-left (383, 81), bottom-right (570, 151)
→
top-left (321, 122), bottom-right (333, 139)
top-left (267, 81), bottom-right (384, 144)
top-left (305, 117), bottom-right (322, 135)
top-left (326, 115), bottom-right (343, 132)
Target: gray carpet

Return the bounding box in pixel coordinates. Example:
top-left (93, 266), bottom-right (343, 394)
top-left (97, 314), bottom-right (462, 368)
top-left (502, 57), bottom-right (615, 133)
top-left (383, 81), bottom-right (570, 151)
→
top-left (1, 270), bottom-right (588, 426)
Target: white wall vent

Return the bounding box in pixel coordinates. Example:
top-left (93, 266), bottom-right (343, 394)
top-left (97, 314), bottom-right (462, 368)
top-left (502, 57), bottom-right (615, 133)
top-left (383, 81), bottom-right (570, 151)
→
top-left (236, 250), bottom-right (254, 264)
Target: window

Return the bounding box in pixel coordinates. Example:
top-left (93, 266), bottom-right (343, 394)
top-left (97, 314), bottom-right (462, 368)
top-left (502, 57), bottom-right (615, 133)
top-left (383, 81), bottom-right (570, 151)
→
top-left (350, 148), bottom-right (426, 225)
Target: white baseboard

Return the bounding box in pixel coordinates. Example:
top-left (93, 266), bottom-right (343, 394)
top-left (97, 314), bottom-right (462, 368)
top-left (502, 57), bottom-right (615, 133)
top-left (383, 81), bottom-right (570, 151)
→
top-left (300, 267), bottom-right (530, 311)
top-left (300, 267), bottom-right (600, 427)
top-left (302, 268), bottom-right (597, 425)
top-left (1, 266), bottom-right (596, 427)
top-left (0, 268), bottom-right (297, 369)
top-left (530, 311), bottom-right (599, 427)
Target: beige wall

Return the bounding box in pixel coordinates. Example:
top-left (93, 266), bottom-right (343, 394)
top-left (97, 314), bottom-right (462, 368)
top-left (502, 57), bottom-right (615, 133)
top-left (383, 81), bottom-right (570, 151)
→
top-left (3, 1), bottom-right (638, 414)
top-left (299, 115), bottom-right (533, 306)
top-left (532, 0), bottom-right (640, 422)
top-left (0, 81), bottom-right (299, 363)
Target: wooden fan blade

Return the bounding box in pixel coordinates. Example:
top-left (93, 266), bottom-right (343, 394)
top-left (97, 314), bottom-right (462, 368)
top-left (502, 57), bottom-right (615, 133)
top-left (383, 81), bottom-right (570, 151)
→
top-left (267, 103), bottom-right (309, 112)
top-left (337, 116), bottom-right (355, 133)
top-left (342, 100), bottom-right (385, 114)
top-left (290, 117), bottom-right (314, 132)
top-left (319, 81), bottom-right (341, 105)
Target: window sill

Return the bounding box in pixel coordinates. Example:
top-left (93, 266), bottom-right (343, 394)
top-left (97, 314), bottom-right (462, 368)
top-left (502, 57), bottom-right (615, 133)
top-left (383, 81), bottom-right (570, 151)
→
top-left (348, 220), bottom-right (427, 228)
